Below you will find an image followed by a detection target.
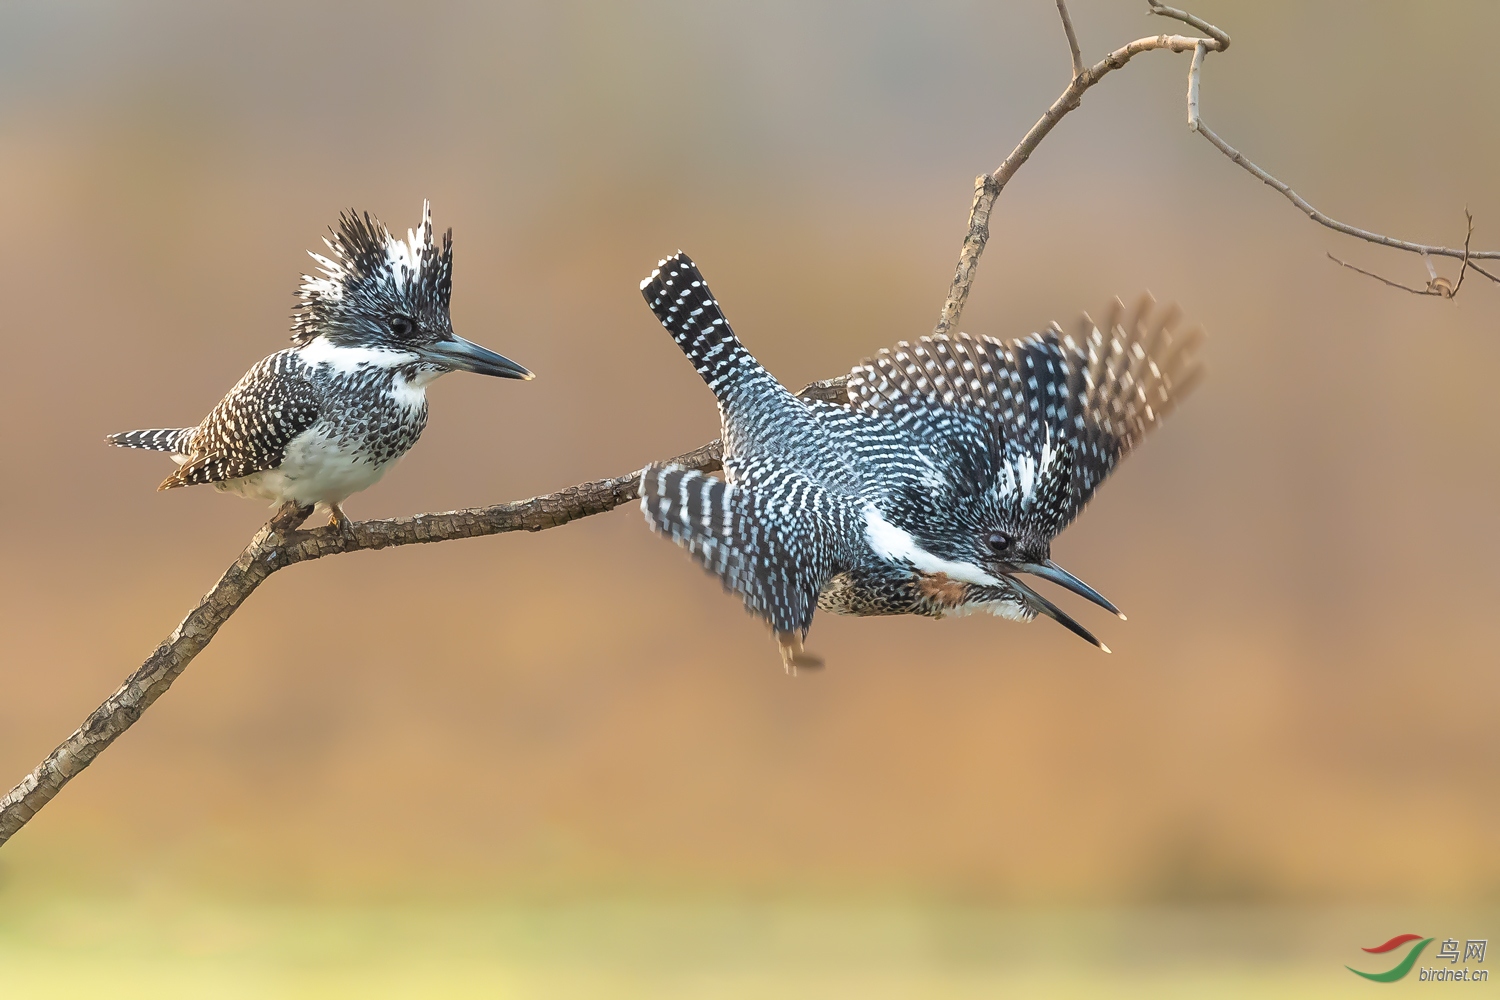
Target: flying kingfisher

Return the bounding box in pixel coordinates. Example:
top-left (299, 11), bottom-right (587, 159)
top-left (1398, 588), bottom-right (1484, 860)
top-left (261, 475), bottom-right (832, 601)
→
top-left (108, 203), bottom-right (533, 526)
top-left (638, 253), bottom-right (1202, 671)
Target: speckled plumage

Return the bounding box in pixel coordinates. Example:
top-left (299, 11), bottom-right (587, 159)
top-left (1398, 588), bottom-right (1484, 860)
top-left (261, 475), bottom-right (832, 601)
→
top-left (639, 252), bottom-right (1203, 669)
top-left (108, 203), bottom-right (532, 517)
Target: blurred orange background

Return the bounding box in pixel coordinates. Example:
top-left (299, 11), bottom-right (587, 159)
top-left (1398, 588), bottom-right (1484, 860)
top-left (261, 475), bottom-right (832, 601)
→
top-left (0, 0), bottom-right (1496, 993)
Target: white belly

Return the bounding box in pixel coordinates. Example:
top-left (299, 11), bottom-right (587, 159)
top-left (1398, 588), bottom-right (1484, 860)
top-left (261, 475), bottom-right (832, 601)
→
top-left (939, 598), bottom-right (1032, 621)
top-left (212, 427), bottom-right (396, 507)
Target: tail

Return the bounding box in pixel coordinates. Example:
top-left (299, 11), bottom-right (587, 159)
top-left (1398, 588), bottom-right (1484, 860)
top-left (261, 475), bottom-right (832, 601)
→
top-left (106, 428), bottom-right (193, 454)
top-left (640, 252), bottom-right (776, 401)
top-left (640, 463), bottom-right (840, 644)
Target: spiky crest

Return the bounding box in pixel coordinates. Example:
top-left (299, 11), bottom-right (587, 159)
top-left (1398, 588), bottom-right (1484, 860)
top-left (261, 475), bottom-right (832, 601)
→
top-left (291, 201), bottom-right (454, 346)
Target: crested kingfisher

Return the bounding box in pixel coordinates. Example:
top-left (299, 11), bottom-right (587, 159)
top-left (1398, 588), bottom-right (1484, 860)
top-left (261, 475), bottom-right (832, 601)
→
top-left (108, 203), bottom-right (533, 526)
top-left (638, 253), bottom-right (1203, 672)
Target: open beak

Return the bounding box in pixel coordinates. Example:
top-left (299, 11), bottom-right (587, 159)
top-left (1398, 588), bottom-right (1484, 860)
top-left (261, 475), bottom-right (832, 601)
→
top-left (1013, 560), bottom-right (1125, 620)
top-left (418, 335), bottom-right (534, 380)
top-left (1002, 575), bottom-right (1110, 653)
top-left (994, 559), bottom-right (1121, 652)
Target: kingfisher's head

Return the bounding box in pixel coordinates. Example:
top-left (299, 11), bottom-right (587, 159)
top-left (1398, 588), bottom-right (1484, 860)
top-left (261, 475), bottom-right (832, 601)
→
top-left (291, 202), bottom-right (532, 380)
top-left (873, 436), bottom-right (1124, 650)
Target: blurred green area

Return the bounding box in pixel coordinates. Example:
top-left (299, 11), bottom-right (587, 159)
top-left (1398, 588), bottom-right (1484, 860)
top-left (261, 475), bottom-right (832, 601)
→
top-left (4, 889), bottom-right (1490, 998)
top-left (1, 0), bottom-right (1499, 990)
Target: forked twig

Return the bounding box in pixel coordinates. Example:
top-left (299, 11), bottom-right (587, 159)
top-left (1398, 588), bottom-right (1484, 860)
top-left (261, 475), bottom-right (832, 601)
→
top-left (1177, 10), bottom-right (1498, 291)
top-left (934, 3), bottom-right (1226, 335)
top-left (1328, 211), bottom-right (1474, 298)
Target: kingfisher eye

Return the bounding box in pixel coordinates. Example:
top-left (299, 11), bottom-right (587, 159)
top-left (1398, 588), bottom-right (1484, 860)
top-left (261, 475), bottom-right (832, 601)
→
top-left (389, 315), bottom-right (416, 338)
top-left (988, 532), bottom-right (1012, 552)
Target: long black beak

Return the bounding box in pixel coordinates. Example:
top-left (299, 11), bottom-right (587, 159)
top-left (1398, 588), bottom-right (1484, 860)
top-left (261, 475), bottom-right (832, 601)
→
top-left (1002, 575), bottom-right (1110, 653)
top-left (1013, 560), bottom-right (1125, 620)
top-left (419, 335), bottom-right (534, 380)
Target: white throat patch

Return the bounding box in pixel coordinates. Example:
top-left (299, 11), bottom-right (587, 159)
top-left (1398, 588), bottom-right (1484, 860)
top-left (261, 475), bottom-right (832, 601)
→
top-left (862, 506), bottom-right (1002, 586)
top-left (297, 337), bottom-right (419, 374)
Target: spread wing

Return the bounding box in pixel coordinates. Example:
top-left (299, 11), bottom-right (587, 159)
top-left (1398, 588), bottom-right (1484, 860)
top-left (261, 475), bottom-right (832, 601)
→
top-left (844, 294), bottom-right (1203, 534)
top-left (160, 350), bottom-right (323, 490)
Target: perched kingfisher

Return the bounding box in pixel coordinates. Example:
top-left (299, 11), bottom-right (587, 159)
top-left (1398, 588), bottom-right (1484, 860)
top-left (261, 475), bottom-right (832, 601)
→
top-left (639, 253), bottom-right (1203, 671)
top-left (108, 203), bottom-right (532, 526)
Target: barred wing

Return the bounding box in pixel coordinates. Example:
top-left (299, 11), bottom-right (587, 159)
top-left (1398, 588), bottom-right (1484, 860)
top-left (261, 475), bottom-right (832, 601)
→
top-left (845, 294), bottom-right (1203, 532)
top-left (160, 350), bottom-right (323, 490)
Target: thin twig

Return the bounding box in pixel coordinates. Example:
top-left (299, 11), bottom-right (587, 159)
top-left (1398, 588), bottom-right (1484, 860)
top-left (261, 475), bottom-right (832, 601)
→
top-left (1452, 210), bottom-right (1474, 296)
top-left (1186, 40), bottom-right (1206, 127)
top-left (1465, 260), bottom-right (1500, 284)
top-left (1327, 210), bottom-right (1475, 298)
top-left (1183, 28), bottom-right (1499, 263)
top-left (1327, 254), bottom-right (1443, 296)
top-left (934, 26), bottom-right (1220, 335)
top-left (1056, 0), bottom-right (1085, 80)
top-left (1147, 0), bottom-right (1230, 50)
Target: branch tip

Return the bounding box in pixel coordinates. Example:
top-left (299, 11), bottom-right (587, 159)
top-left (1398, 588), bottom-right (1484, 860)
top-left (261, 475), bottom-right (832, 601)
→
top-left (1055, 0), bottom-right (1085, 81)
top-left (1147, 1), bottom-right (1230, 50)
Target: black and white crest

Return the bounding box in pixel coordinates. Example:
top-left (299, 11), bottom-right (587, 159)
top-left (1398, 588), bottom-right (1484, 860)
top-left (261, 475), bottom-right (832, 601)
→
top-left (291, 201), bottom-right (455, 346)
top-left (110, 200), bottom-right (534, 523)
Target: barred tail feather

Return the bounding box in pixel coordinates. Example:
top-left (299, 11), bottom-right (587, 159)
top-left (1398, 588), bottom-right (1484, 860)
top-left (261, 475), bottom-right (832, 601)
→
top-left (639, 252), bottom-right (770, 401)
top-left (640, 464), bottom-right (833, 638)
top-left (106, 428), bottom-right (194, 454)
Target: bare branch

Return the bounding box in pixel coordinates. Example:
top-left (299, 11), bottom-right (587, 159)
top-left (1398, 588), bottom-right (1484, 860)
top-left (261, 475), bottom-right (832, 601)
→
top-left (1465, 260), bottom-right (1500, 284)
top-left (1327, 254), bottom-right (1445, 296)
top-left (934, 26), bottom-right (1221, 335)
top-left (1055, 0), bottom-right (1085, 80)
top-left (1, 356), bottom-right (869, 848)
top-left (1452, 210), bottom-right (1475, 296)
top-left (794, 374), bottom-right (852, 405)
top-left (1183, 29), bottom-right (1500, 263)
top-left (1147, 0), bottom-right (1231, 50)
top-left (0, 441), bottom-right (722, 847)
top-left (1187, 40), bottom-right (1206, 127)
top-left (1326, 211), bottom-right (1476, 298)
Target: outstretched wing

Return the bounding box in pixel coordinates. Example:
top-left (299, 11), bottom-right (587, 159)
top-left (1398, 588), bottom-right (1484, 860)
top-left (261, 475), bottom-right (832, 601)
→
top-left (160, 351), bottom-right (323, 490)
top-left (844, 294), bottom-right (1203, 533)
top-left (640, 464), bottom-right (854, 638)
